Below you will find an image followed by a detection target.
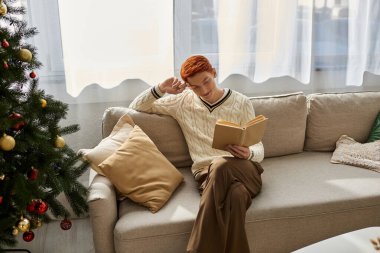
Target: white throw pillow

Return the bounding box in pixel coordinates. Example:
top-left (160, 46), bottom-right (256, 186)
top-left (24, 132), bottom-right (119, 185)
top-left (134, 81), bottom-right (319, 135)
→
top-left (331, 135), bottom-right (380, 173)
top-left (78, 114), bottom-right (135, 175)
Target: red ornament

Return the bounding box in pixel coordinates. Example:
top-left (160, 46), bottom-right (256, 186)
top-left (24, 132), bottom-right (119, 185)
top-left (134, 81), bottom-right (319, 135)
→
top-left (27, 167), bottom-right (38, 181)
top-left (13, 121), bottom-right (26, 130)
top-left (1, 39), bottom-right (9, 48)
top-left (35, 200), bottom-right (48, 215)
top-left (3, 61), bottom-right (8, 69)
top-left (23, 231), bottom-right (34, 242)
top-left (26, 200), bottom-right (37, 213)
top-left (9, 112), bottom-right (26, 130)
top-left (0, 196), bottom-right (3, 204)
top-left (29, 71), bottom-right (36, 79)
top-left (60, 218), bottom-right (72, 230)
top-left (10, 112), bottom-right (22, 120)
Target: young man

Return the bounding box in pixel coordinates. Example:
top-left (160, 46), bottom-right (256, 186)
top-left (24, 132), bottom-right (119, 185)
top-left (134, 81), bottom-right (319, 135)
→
top-left (129, 55), bottom-right (264, 253)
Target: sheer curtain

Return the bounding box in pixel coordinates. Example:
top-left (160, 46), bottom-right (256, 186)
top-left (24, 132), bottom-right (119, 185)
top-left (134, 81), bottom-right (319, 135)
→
top-left (217, 0), bottom-right (256, 82)
top-left (346, 0), bottom-right (380, 86)
top-left (254, 0), bottom-right (313, 83)
top-left (175, 0), bottom-right (313, 84)
top-left (27, 0), bottom-right (380, 98)
top-left (58, 0), bottom-right (173, 97)
top-left (175, 0), bottom-right (380, 89)
top-left (25, 0), bottom-right (64, 77)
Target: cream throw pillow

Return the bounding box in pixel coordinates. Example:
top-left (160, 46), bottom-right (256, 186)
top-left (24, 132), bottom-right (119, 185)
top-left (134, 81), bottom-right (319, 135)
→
top-left (79, 114), bottom-right (135, 175)
top-left (331, 135), bottom-right (380, 173)
top-left (98, 125), bottom-right (184, 213)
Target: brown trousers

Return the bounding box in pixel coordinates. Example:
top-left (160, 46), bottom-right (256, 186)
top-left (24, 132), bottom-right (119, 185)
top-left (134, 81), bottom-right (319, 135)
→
top-left (187, 157), bottom-right (263, 253)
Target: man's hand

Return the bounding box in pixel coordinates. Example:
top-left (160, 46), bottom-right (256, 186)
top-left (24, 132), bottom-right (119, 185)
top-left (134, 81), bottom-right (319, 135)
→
top-left (226, 145), bottom-right (250, 159)
top-left (158, 77), bottom-right (186, 94)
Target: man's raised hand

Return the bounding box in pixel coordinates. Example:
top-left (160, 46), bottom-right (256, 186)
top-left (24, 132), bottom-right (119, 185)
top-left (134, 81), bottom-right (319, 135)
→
top-left (158, 77), bottom-right (186, 94)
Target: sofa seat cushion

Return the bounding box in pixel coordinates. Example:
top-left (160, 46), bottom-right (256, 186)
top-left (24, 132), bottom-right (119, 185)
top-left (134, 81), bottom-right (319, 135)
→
top-left (115, 167), bottom-right (199, 241)
top-left (248, 152), bottom-right (380, 222)
top-left (114, 152), bottom-right (380, 243)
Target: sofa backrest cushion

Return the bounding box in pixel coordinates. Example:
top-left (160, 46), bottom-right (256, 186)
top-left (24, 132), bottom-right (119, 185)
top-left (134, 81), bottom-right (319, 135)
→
top-left (304, 91), bottom-right (380, 151)
top-left (250, 92), bottom-right (307, 158)
top-left (102, 107), bottom-right (193, 168)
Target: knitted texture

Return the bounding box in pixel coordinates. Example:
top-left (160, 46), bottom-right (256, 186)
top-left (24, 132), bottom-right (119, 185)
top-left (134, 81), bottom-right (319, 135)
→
top-left (331, 135), bottom-right (380, 173)
top-left (129, 87), bottom-right (264, 178)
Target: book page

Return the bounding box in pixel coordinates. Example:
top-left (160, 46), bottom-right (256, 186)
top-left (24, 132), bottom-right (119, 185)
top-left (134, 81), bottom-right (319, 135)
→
top-left (242, 117), bottom-right (268, 146)
top-left (212, 115), bottom-right (268, 150)
top-left (216, 119), bottom-right (241, 128)
top-left (212, 123), bottom-right (244, 150)
top-left (245, 115), bottom-right (266, 127)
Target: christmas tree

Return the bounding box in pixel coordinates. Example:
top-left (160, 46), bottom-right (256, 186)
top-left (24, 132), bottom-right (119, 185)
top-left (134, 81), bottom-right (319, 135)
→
top-left (0, 0), bottom-right (88, 248)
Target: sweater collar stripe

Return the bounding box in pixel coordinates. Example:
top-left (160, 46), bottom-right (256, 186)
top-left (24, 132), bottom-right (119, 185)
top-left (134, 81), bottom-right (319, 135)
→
top-left (199, 89), bottom-right (232, 112)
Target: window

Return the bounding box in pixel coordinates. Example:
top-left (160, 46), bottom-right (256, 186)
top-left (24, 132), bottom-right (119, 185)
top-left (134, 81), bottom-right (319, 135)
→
top-left (314, 0), bottom-right (349, 70)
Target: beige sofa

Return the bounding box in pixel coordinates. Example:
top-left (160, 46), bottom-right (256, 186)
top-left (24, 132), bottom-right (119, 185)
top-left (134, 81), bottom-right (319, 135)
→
top-left (88, 91), bottom-right (380, 253)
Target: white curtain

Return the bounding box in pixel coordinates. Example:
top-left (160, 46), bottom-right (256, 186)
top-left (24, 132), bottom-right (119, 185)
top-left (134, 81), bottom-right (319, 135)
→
top-left (346, 0), bottom-right (380, 86)
top-left (175, 0), bottom-right (380, 88)
top-left (254, 0), bottom-right (313, 83)
top-left (217, 0), bottom-right (256, 82)
top-left (58, 0), bottom-right (173, 97)
top-left (175, 0), bottom-right (313, 84)
top-left (25, 0), bottom-right (64, 77)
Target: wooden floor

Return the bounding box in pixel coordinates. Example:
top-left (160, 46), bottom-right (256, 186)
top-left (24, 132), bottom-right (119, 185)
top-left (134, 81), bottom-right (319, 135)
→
top-left (8, 218), bottom-right (94, 253)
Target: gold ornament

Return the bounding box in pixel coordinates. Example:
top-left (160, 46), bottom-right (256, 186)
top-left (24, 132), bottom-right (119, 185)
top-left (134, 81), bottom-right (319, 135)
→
top-left (31, 218), bottom-right (42, 229)
top-left (36, 219), bottom-right (42, 228)
top-left (12, 227), bottom-right (19, 236)
top-left (17, 217), bottom-right (31, 233)
top-left (0, 1), bottom-right (7, 16)
top-left (55, 136), bottom-right (65, 148)
top-left (0, 134), bottom-right (16, 151)
top-left (0, 174), bottom-right (4, 180)
top-left (40, 98), bottom-right (47, 108)
top-left (19, 48), bottom-right (33, 62)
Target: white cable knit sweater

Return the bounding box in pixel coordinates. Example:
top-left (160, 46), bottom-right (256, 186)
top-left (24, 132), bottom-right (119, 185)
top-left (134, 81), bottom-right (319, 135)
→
top-left (129, 86), bottom-right (264, 179)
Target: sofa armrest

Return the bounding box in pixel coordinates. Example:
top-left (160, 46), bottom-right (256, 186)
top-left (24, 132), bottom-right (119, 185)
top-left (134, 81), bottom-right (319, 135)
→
top-left (102, 107), bottom-right (135, 138)
top-left (88, 174), bottom-right (117, 253)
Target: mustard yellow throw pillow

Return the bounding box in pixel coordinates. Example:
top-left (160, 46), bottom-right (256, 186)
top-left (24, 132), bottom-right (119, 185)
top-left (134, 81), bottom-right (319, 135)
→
top-left (79, 114), bottom-right (135, 175)
top-left (98, 125), bottom-right (184, 213)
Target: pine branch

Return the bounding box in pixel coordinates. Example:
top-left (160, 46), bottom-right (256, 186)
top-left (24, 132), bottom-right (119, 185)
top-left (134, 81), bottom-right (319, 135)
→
top-left (7, 6), bottom-right (26, 15)
top-left (45, 166), bottom-right (64, 190)
top-left (64, 184), bottom-right (89, 216)
top-left (45, 195), bottom-right (70, 219)
top-left (72, 157), bottom-right (90, 177)
top-left (1, 0), bottom-right (89, 245)
top-left (0, 233), bottom-right (17, 249)
top-left (23, 27), bottom-right (38, 39)
top-left (59, 125), bottom-right (80, 136)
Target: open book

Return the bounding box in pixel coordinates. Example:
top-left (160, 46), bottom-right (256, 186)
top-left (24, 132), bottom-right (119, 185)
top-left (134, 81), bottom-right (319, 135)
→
top-left (212, 115), bottom-right (268, 150)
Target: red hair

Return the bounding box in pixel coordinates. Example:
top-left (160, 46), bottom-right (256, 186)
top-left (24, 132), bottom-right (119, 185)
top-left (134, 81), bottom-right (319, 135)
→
top-left (180, 55), bottom-right (214, 82)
